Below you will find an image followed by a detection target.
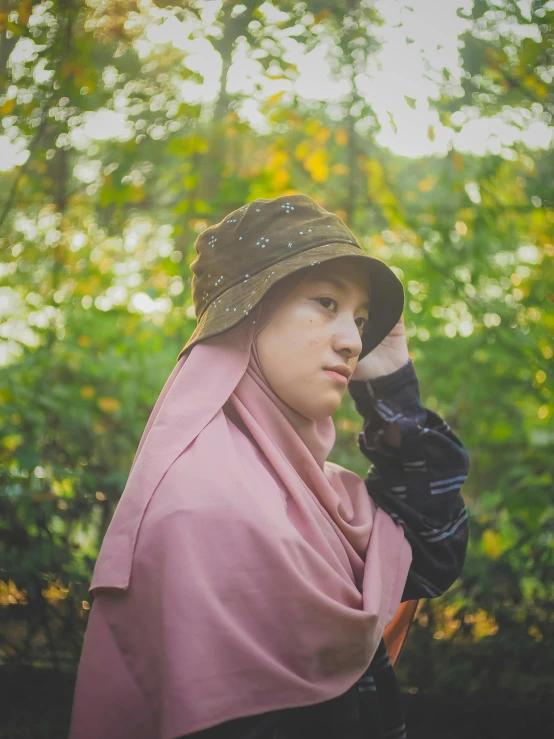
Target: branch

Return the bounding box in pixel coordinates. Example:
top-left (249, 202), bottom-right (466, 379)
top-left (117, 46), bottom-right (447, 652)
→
top-left (0, 99), bottom-right (51, 237)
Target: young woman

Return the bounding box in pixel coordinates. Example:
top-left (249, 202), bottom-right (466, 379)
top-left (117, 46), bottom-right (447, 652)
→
top-left (69, 194), bottom-right (470, 739)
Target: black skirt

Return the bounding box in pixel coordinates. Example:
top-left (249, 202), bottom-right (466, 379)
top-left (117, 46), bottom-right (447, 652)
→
top-left (181, 638), bottom-right (407, 739)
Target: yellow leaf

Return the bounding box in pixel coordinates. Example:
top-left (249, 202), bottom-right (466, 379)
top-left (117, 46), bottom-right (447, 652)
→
top-left (265, 91), bottom-right (285, 106)
top-left (0, 579), bottom-right (28, 606)
top-left (365, 158), bottom-right (385, 197)
top-left (81, 386), bottom-right (95, 399)
top-left (304, 119), bottom-right (320, 137)
top-left (427, 125), bottom-right (435, 141)
top-left (42, 580), bottom-right (69, 603)
top-left (365, 158), bottom-right (384, 179)
top-left (98, 397), bottom-right (120, 413)
top-left (331, 163), bottom-right (350, 176)
top-left (482, 528), bottom-right (503, 559)
top-left (334, 128), bottom-right (349, 147)
top-left (129, 184), bottom-right (145, 203)
top-left (30, 160), bottom-right (48, 174)
top-left (471, 609), bottom-right (499, 639)
top-left (315, 127), bottom-right (331, 144)
top-left (194, 135), bottom-right (209, 154)
top-left (455, 221), bottom-right (467, 235)
top-left (417, 175), bottom-right (436, 192)
top-left (451, 151), bottom-right (464, 171)
top-left (0, 99), bottom-right (15, 115)
top-left (18, 0), bottom-right (33, 25)
top-left (524, 75), bottom-right (548, 99)
top-left (2, 434), bottom-right (23, 452)
top-left (78, 335), bottom-right (92, 347)
top-left (267, 150), bottom-right (288, 171)
top-left (304, 149), bottom-right (328, 183)
top-left (294, 142), bottom-right (309, 161)
top-left (459, 207), bottom-right (475, 221)
top-left (272, 168), bottom-right (290, 189)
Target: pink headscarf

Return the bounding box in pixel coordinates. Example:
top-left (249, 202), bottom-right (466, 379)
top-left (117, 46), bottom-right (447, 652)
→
top-left (69, 275), bottom-right (414, 739)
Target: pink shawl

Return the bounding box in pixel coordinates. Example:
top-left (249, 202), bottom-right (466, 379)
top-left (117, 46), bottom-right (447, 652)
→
top-left (69, 294), bottom-right (414, 739)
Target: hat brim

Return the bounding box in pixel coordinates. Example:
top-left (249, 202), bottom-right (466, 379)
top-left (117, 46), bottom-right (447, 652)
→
top-left (177, 243), bottom-right (404, 362)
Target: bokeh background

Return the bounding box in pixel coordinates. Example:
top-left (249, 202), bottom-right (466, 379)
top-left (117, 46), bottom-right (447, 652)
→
top-left (1, 0), bottom-right (553, 737)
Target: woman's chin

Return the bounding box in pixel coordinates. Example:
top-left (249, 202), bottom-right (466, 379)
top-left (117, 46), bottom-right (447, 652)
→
top-left (309, 394), bottom-right (344, 421)
top-left (285, 383), bottom-right (344, 420)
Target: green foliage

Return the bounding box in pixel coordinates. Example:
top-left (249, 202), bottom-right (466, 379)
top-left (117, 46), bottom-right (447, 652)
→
top-left (0, 0), bottom-right (552, 708)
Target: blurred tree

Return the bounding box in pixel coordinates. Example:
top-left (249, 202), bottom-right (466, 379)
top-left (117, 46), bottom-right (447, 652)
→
top-left (0, 0), bottom-right (552, 715)
top-left (386, 0), bottom-right (554, 703)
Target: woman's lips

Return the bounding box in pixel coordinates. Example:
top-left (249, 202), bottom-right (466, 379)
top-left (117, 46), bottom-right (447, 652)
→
top-left (323, 369), bottom-right (348, 385)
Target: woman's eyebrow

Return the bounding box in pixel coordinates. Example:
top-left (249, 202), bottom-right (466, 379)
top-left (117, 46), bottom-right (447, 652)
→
top-left (312, 277), bottom-right (370, 311)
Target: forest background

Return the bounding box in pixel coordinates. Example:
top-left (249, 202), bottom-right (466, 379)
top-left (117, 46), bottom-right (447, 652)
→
top-left (0, 0), bottom-right (553, 737)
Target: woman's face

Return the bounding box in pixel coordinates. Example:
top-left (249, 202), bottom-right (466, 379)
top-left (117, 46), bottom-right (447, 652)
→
top-left (255, 258), bottom-right (370, 421)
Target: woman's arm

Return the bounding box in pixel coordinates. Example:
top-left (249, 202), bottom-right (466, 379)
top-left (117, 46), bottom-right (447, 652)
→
top-left (348, 359), bottom-right (470, 602)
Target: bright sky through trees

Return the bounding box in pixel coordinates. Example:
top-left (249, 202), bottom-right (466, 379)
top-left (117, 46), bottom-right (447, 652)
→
top-left (1, 0), bottom-right (552, 172)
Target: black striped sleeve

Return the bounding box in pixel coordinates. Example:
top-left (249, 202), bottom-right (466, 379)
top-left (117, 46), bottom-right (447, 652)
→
top-left (348, 359), bottom-right (470, 602)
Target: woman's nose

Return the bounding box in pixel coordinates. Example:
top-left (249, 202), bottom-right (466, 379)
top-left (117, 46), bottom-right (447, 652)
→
top-left (334, 316), bottom-right (363, 358)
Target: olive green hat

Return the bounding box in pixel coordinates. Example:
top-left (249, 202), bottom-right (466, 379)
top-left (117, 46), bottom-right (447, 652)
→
top-left (177, 193), bottom-right (404, 362)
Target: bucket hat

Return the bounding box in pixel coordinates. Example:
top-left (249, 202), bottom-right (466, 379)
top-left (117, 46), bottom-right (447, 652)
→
top-left (177, 193), bottom-right (404, 362)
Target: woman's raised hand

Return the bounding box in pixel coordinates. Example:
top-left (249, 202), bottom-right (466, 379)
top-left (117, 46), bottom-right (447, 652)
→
top-left (351, 315), bottom-right (411, 382)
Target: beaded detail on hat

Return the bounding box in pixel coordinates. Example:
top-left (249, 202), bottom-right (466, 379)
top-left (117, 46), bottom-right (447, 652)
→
top-left (191, 195), bottom-right (362, 317)
top-left (178, 193), bottom-right (404, 363)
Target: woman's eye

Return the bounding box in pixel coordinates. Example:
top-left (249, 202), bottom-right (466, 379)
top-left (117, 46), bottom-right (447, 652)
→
top-left (316, 297), bottom-right (337, 311)
top-left (316, 298), bottom-right (367, 331)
